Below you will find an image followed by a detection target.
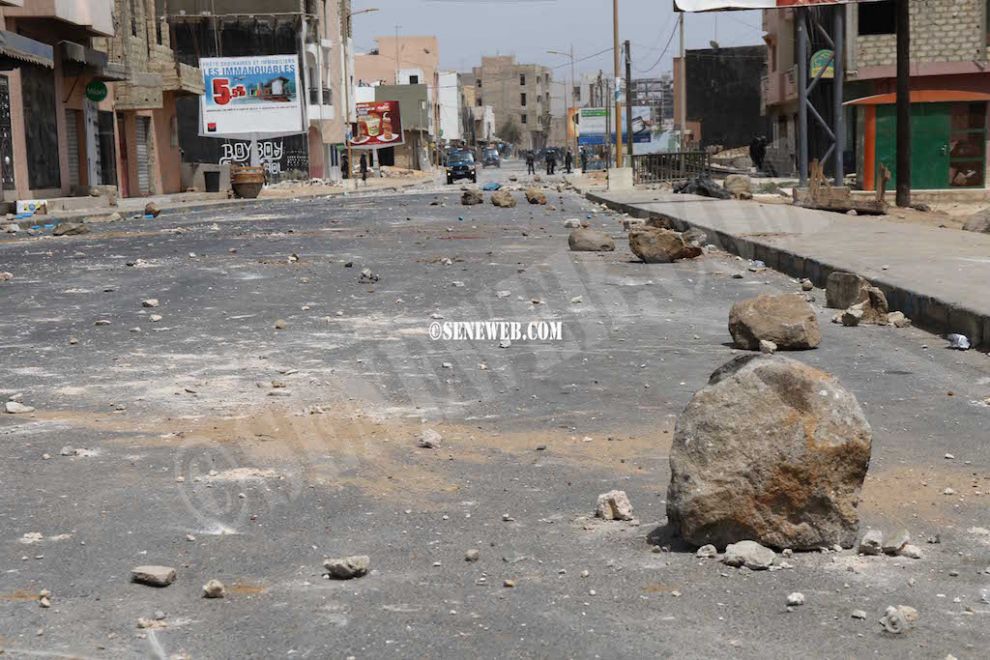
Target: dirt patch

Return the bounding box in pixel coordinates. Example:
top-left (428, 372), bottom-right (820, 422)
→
top-left (860, 464), bottom-right (986, 525)
top-left (0, 590), bottom-right (40, 602)
top-left (228, 581), bottom-right (267, 596)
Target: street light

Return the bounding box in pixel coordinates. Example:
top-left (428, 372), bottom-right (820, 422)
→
top-left (547, 46), bottom-right (576, 159)
top-left (343, 7), bottom-right (379, 179)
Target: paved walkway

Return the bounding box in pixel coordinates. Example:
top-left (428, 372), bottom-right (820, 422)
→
top-left (584, 188), bottom-right (990, 349)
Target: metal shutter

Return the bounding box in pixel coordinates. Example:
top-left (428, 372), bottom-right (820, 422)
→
top-left (135, 116), bottom-right (150, 194)
top-left (65, 110), bottom-right (81, 187)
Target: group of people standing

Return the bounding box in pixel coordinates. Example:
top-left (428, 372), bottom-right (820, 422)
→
top-left (525, 148), bottom-right (578, 176)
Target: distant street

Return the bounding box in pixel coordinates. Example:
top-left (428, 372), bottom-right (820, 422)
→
top-left (1, 160), bottom-right (989, 658)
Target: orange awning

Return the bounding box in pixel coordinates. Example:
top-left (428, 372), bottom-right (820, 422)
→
top-left (845, 90), bottom-right (990, 106)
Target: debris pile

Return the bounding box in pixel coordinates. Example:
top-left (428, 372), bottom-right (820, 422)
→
top-left (674, 175), bottom-right (731, 200)
top-left (666, 354), bottom-right (872, 550)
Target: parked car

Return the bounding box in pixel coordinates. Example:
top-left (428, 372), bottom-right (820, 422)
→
top-left (482, 148), bottom-right (500, 168)
top-left (446, 149), bottom-right (477, 184)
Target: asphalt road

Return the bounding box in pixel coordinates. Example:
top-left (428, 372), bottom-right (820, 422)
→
top-left (1, 160), bottom-right (989, 659)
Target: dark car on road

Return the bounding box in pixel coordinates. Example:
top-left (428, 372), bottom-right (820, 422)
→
top-left (446, 149), bottom-right (477, 184)
top-left (482, 147), bottom-right (500, 168)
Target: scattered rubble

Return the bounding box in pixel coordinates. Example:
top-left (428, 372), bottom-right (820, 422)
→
top-left (324, 555), bottom-right (370, 580)
top-left (131, 565), bottom-right (177, 587)
top-left (886, 311), bottom-right (911, 328)
top-left (568, 228), bottom-right (615, 252)
top-left (858, 530), bottom-right (884, 555)
top-left (721, 540), bottom-right (776, 570)
top-left (628, 228), bottom-right (702, 263)
top-left (674, 175), bottom-right (731, 199)
top-left (490, 190), bottom-right (516, 208)
top-left (359, 268), bottom-right (380, 283)
top-left (594, 490), bottom-right (633, 521)
top-left (879, 605), bottom-right (918, 634)
top-left (728, 293), bottom-right (821, 350)
top-left (202, 579), bottom-right (226, 598)
top-left (667, 355), bottom-right (872, 550)
top-left (52, 222), bottom-right (90, 236)
top-left (525, 188), bottom-right (548, 205)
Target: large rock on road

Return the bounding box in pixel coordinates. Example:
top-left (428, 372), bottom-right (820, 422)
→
top-left (569, 228), bottom-right (615, 252)
top-left (666, 354), bottom-right (873, 550)
top-left (628, 228), bottom-right (702, 263)
top-left (728, 293), bottom-right (821, 350)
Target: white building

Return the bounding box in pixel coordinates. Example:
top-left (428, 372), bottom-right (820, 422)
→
top-left (438, 71), bottom-right (462, 143)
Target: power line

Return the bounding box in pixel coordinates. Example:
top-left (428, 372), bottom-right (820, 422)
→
top-left (634, 20), bottom-right (679, 75)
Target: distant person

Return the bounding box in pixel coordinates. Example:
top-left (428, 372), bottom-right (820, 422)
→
top-left (546, 149), bottom-right (556, 175)
top-left (526, 151), bottom-right (536, 175)
top-left (750, 136), bottom-right (767, 173)
top-left (359, 153), bottom-right (368, 184)
top-left (580, 148), bottom-right (588, 173)
top-left (564, 149), bottom-right (573, 174)
top-left (341, 153), bottom-right (350, 180)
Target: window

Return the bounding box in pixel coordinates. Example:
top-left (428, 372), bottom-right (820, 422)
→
top-left (521, 113), bottom-right (528, 124)
top-left (409, 75), bottom-right (419, 84)
top-left (476, 97), bottom-right (482, 106)
top-left (520, 74), bottom-right (526, 86)
top-left (521, 93), bottom-right (527, 107)
top-left (130, 0), bottom-right (138, 36)
top-left (858, 0), bottom-right (896, 36)
top-left (573, 86), bottom-right (580, 102)
top-left (477, 79), bottom-right (482, 88)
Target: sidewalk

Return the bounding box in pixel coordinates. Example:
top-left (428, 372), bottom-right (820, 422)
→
top-left (584, 188), bottom-right (990, 349)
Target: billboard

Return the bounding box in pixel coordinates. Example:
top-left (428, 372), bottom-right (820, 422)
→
top-left (577, 107), bottom-right (665, 155)
top-left (675, 1), bottom-right (880, 9)
top-left (350, 101), bottom-right (404, 149)
top-left (200, 55), bottom-right (303, 137)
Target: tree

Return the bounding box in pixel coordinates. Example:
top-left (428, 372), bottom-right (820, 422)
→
top-left (497, 118), bottom-right (522, 145)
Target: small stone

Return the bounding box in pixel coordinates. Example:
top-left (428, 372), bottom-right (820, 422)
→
top-left (570, 296), bottom-right (583, 304)
top-left (68, 337), bottom-right (79, 345)
top-left (202, 579), bottom-right (226, 598)
top-left (758, 339), bottom-right (777, 354)
top-left (359, 268), bottom-right (380, 283)
top-left (786, 592), bottom-right (805, 607)
top-left (722, 540), bottom-right (776, 570)
top-left (323, 555), bottom-right (370, 579)
top-left (800, 279), bottom-right (814, 291)
top-left (142, 299), bottom-right (159, 308)
top-left (5, 401), bottom-right (35, 414)
top-left (879, 605), bottom-right (918, 634)
top-left (94, 319), bottom-right (111, 326)
top-left (503, 579), bottom-right (516, 588)
top-left (882, 530), bottom-right (910, 555)
top-left (149, 314), bottom-right (162, 322)
top-left (274, 319), bottom-right (288, 330)
top-left (418, 428), bottom-right (442, 449)
top-left (851, 609), bottom-right (867, 620)
top-left (465, 549), bottom-right (480, 562)
top-left (887, 311), bottom-right (911, 328)
top-left (858, 530), bottom-right (884, 556)
top-left (696, 544), bottom-right (718, 559)
top-left (131, 565), bottom-right (176, 587)
top-left (898, 544), bottom-right (923, 559)
top-left (595, 490), bottom-right (633, 521)
top-left (942, 487), bottom-right (956, 496)
top-left (59, 446), bottom-right (78, 457)
top-left (563, 218), bottom-right (581, 228)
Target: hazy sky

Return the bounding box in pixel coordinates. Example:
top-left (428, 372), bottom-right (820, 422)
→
top-left (353, 0), bottom-right (765, 78)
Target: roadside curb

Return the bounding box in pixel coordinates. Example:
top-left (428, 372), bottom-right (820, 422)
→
top-left (586, 191), bottom-right (990, 350)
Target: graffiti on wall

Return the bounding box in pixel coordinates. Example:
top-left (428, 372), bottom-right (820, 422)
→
top-left (220, 140), bottom-right (285, 176)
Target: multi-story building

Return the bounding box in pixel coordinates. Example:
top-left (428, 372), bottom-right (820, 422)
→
top-left (763, 0), bottom-right (990, 189)
top-left (167, 0), bottom-right (350, 182)
top-left (470, 55), bottom-right (551, 150)
top-left (630, 75), bottom-right (674, 125)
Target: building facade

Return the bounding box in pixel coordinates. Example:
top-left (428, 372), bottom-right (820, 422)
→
top-left (470, 55), bottom-right (551, 150)
top-left (763, 0), bottom-right (990, 189)
top-left (630, 75), bottom-right (674, 126)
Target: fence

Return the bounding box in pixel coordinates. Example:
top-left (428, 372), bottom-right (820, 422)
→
top-left (632, 152), bottom-right (710, 185)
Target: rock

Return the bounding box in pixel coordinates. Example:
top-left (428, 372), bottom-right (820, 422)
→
top-left (525, 188), bottom-right (547, 205)
top-left (628, 228), bottom-right (702, 263)
top-left (359, 268), bottom-right (379, 283)
top-left (879, 605), bottom-right (918, 634)
top-left (681, 228), bottom-right (708, 247)
top-left (490, 190), bottom-right (516, 208)
top-left (503, 579), bottom-right (516, 588)
top-left (202, 579), bottom-right (226, 598)
top-left (5, 401), bottom-right (35, 414)
top-left (644, 216), bottom-right (672, 230)
top-left (887, 311), bottom-right (911, 328)
top-left (728, 293), bottom-right (821, 350)
top-left (759, 339), bottom-right (777, 355)
top-left (142, 298), bottom-right (159, 308)
top-left (837, 307), bottom-right (864, 327)
top-left (461, 189), bottom-right (483, 206)
top-left (131, 565), bottom-right (176, 587)
top-left (786, 592), bottom-right (806, 607)
top-left (569, 228), bottom-right (615, 252)
top-left (144, 203), bottom-right (161, 218)
top-left (721, 540), bottom-right (776, 570)
top-left (696, 544), bottom-right (718, 559)
top-left (825, 271), bottom-right (871, 310)
top-left (724, 174), bottom-right (752, 198)
top-left (595, 490), bottom-right (633, 521)
top-left (563, 218), bottom-right (581, 229)
top-left (800, 278), bottom-right (814, 291)
top-left (962, 209), bottom-right (990, 233)
top-left (52, 222), bottom-right (89, 236)
top-left (0, 271), bottom-right (13, 281)
top-left (59, 446), bottom-right (78, 457)
top-left (858, 530), bottom-right (884, 555)
top-left (848, 287), bottom-right (889, 325)
top-left (418, 428), bottom-right (442, 449)
top-left (947, 334), bottom-right (970, 350)
top-left (149, 314), bottom-right (163, 322)
top-left (882, 530), bottom-right (910, 555)
top-left (851, 609), bottom-right (867, 620)
top-left (465, 549), bottom-right (480, 562)
top-left (274, 319), bottom-right (288, 330)
top-left (898, 544), bottom-right (923, 559)
top-left (3, 223), bottom-right (19, 233)
top-left (667, 354), bottom-right (872, 550)
top-left (324, 555), bottom-right (370, 579)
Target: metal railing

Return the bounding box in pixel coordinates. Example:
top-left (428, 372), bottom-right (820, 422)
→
top-left (632, 151), bottom-right (711, 185)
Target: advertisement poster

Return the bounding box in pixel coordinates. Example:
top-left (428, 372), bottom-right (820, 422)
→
top-left (675, 0), bottom-right (880, 10)
top-left (350, 101), bottom-right (404, 148)
top-left (577, 107), bottom-right (663, 154)
top-left (200, 55), bottom-right (303, 137)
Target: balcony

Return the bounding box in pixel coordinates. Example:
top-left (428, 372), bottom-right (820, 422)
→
top-left (3, 0), bottom-right (114, 37)
top-left (309, 88), bottom-right (332, 106)
top-left (307, 88), bottom-right (335, 123)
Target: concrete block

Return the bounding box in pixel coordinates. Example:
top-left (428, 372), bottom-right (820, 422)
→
top-left (607, 167), bottom-right (634, 192)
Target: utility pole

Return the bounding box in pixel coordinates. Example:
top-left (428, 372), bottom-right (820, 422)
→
top-left (394, 24), bottom-right (401, 84)
top-left (678, 10), bottom-right (687, 151)
top-left (624, 40), bottom-right (633, 163)
top-left (895, 0), bottom-right (911, 207)
top-left (570, 43), bottom-right (576, 157)
top-left (613, 0), bottom-right (623, 168)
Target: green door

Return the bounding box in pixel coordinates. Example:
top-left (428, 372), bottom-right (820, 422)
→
top-left (875, 103), bottom-right (951, 189)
